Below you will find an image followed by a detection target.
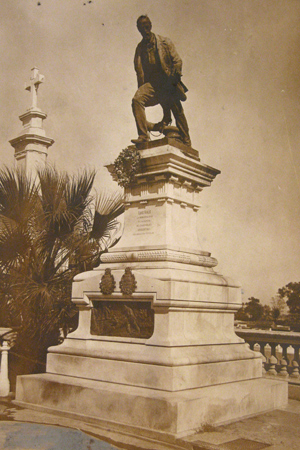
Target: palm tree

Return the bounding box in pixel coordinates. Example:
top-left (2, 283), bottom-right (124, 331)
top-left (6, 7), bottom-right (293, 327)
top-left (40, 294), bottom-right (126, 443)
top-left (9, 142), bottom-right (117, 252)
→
top-left (0, 166), bottom-right (124, 388)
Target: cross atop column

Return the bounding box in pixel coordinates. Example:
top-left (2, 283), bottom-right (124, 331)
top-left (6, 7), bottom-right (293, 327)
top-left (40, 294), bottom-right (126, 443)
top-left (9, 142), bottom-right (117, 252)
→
top-left (25, 67), bottom-right (45, 109)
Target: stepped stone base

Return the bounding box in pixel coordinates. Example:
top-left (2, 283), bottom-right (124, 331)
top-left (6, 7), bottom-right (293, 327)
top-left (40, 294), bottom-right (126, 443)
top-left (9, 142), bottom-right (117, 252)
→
top-left (16, 373), bottom-right (287, 438)
top-left (14, 141), bottom-right (288, 441)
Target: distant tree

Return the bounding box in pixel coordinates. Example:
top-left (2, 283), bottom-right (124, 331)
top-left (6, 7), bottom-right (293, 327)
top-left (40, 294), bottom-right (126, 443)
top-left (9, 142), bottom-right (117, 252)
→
top-left (235, 303), bottom-right (249, 321)
top-left (272, 308), bottom-right (281, 323)
top-left (278, 282), bottom-right (300, 314)
top-left (244, 297), bottom-right (264, 321)
top-left (268, 295), bottom-right (285, 324)
top-left (271, 294), bottom-right (286, 314)
top-left (262, 304), bottom-right (272, 321)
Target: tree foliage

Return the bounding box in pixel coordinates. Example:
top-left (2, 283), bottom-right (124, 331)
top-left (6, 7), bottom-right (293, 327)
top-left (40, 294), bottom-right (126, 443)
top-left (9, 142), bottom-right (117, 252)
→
top-left (269, 294), bottom-right (286, 323)
top-left (278, 282), bottom-right (300, 314)
top-left (0, 166), bottom-right (124, 385)
top-left (244, 297), bottom-right (264, 321)
top-left (235, 303), bottom-right (249, 321)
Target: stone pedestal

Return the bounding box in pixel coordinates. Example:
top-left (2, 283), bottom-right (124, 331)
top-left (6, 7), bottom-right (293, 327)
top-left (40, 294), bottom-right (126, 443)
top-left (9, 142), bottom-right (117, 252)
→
top-left (15, 139), bottom-right (287, 441)
top-left (10, 109), bottom-right (54, 174)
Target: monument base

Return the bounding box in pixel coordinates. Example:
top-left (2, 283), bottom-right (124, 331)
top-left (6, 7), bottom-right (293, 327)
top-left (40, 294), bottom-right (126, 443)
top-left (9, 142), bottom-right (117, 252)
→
top-left (16, 373), bottom-right (287, 439)
top-left (15, 140), bottom-right (288, 443)
top-left (15, 267), bottom-right (288, 439)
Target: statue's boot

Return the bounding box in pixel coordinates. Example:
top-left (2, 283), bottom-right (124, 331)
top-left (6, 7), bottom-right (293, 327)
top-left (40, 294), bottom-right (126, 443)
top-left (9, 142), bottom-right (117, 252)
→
top-left (147, 121), bottom-right (167, 133)
top-left (147, 111), bottom-right (172, 133)
top-left (131, 137), bottom-right (150, 145)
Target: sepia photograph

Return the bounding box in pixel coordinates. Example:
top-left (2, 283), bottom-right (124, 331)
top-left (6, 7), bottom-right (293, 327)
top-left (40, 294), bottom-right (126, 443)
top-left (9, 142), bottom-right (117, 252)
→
top-left (0, 1), bottom-right (300, 449)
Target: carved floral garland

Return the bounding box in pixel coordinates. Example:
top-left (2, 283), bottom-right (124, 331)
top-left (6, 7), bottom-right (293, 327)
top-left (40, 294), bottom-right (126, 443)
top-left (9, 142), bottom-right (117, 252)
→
top-left (113, 147), bottom-right (141, 188)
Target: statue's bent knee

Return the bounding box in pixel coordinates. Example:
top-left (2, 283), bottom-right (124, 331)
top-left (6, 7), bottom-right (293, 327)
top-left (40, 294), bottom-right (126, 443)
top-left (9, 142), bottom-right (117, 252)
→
top-left (132, 94), bottom-right (144, 107)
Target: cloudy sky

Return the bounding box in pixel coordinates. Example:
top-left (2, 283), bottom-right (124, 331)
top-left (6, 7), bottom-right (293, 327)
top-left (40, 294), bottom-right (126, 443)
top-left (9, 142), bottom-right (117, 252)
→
top-left (1, 0), bottom-right (300, 304)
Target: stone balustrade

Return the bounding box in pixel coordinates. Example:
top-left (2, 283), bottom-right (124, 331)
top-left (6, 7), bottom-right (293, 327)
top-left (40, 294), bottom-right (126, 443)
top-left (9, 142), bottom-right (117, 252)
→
top-left (0, 328), bottom-right (16, 397)
top-left (235, 328), bottom-right (300, 384)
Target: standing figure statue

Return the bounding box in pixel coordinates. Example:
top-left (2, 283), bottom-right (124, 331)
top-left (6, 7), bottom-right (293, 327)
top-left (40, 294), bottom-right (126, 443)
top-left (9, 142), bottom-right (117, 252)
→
top-left (131, 16), bottom-right (191, 147)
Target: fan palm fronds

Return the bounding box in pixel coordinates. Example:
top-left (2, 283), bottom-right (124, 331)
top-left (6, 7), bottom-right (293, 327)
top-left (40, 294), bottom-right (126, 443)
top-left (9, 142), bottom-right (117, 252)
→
top-left (91, 190), bottom-right (124, 243)
top-left (0, 167), bottom-right (38, 225)
top-left (0, 165), bottom-right (124, 384)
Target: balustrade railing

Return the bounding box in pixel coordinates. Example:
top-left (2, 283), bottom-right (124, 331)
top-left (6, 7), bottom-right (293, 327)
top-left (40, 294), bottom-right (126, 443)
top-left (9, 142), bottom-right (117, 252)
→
top-left (235, 328), bottom-right (300, 382)
top-left (0, 328), bottom-right (17, 397)
top-left (2, 326), bottom-right (299, 396)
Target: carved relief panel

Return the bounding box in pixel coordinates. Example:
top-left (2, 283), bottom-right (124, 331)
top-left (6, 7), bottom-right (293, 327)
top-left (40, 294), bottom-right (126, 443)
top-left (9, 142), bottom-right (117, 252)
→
top-left (90, 300), bottom-right (154, 339)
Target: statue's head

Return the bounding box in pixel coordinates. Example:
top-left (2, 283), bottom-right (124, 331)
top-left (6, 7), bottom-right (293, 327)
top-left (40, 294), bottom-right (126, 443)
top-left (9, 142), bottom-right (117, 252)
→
top-left (137, 15), bottom-right (152, 41)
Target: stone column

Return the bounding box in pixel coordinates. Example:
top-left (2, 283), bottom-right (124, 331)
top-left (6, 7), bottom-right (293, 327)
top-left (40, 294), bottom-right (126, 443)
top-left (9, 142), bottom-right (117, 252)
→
top-left (0, 341), bottom-right (10, 397)
top-left (0, 328), bottom-right (15, 397)
top-left (9, 67), bottom-right (54, 176)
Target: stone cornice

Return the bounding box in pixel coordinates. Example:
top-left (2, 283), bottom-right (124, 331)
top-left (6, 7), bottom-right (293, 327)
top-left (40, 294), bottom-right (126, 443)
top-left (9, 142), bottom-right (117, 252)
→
top-left (124, 196), bottom-right (201, 209)
top-left (19, 108), bottom-right (47, 121)
top-left (9, 134), bottom-right (55, 148)
top-left (101, 248), bottom-right (218, 267)
top-left (107, 143), bottom-right (220, 192)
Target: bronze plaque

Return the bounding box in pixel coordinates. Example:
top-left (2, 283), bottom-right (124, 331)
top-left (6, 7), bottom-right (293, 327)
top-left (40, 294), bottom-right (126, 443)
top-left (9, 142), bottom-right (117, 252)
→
top-left (91, 300), bottom-right (154, 338)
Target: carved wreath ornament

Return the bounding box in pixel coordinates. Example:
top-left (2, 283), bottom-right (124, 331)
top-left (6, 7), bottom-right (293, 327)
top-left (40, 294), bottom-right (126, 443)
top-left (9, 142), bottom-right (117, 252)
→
top-left (119, 268), bottom-right (137, 295)
top-left (113, 147), bottom-right (141, 188)
top-left (99, 268), bottom-right (116, 295)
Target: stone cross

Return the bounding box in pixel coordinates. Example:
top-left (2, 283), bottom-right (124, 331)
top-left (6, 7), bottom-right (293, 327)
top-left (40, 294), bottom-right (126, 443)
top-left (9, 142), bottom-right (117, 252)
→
top-left (25, 67), bottom-right (45, 109)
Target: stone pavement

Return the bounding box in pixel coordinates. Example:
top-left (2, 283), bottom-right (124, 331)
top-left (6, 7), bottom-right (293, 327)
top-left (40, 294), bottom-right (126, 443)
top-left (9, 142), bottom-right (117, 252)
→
top-left (185, 399), bottom-right (300, 450)
top-left (0, 397), bottom-right (299, 450)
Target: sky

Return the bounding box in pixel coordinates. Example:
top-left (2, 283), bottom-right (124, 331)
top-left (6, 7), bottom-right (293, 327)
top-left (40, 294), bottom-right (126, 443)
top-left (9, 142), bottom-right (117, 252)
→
top-left (1, 0), bottom-right (300, 304)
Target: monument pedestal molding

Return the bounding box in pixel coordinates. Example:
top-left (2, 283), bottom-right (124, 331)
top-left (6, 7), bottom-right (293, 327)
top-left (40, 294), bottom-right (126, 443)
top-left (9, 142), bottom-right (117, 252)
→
top-left (16, 139), bottom-right (288, 440)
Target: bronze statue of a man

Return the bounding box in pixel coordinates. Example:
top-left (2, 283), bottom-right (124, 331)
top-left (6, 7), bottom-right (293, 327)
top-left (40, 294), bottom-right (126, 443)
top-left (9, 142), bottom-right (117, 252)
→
top-left (131, 16), bottom-right (191, 147)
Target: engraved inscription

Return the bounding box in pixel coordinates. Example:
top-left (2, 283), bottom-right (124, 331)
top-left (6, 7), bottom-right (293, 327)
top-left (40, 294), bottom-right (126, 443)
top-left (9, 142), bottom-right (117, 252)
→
top-left (91, 300), bottom-right (154, 338)
top-left (133, 209), bottom-right (155, 236)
